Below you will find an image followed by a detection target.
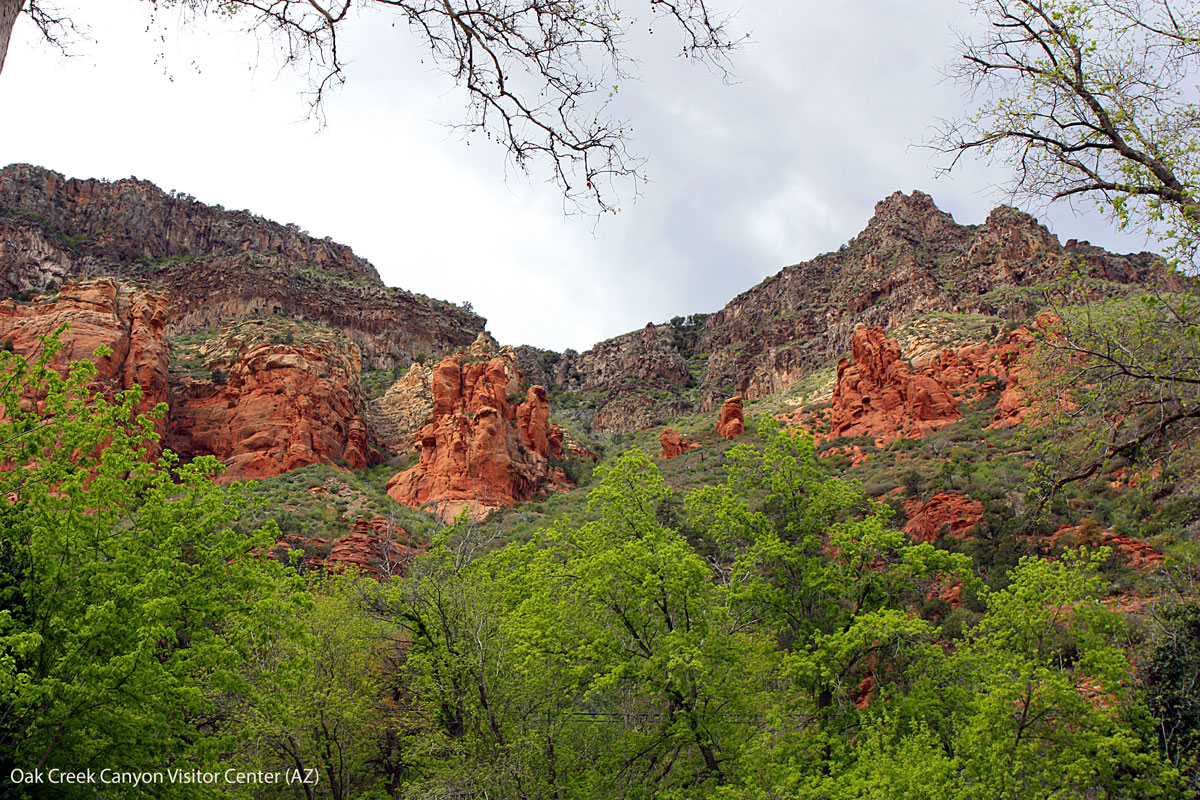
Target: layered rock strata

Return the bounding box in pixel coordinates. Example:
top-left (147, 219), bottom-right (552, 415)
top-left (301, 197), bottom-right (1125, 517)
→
top-left (324, 517), bottom-right (422, 578)
top-left (0, 164), bottom-right (483, 369)
top-left (0, 278), bottom-right (170, 428)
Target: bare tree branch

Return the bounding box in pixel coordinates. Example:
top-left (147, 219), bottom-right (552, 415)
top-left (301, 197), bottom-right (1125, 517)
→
top-left (0, 1), bottom-right (741, 215)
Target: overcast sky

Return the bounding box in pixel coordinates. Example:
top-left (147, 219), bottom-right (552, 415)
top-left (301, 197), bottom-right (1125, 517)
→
top-left (0, 1), bottom-right (1158, 352)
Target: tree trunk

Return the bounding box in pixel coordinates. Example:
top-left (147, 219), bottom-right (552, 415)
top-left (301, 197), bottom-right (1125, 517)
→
top-left (0, 0), bottom-right (25, 75)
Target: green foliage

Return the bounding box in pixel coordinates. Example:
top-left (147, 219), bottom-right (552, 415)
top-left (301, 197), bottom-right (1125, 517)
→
top-left (849, 549), bottom-right (1179, 799)
top-left (1141, 602), bottom-right (1200, 797)
top-left (391, 451), bottom-right (778, 797)
top-left (1026, 290), bottom-right (1200, 512)
top-left (220, 572), bottom-right (396, 800)
top-left (0, 334), bottom-right (301, 796)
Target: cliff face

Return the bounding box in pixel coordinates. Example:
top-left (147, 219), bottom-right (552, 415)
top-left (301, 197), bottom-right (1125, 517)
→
top-left (0, 278), bottom-right (170, 429)
top-left (0, 164), bottom-right (483, 369)
top-left (166, 319), bottom-right (365, 481)
top-left (530, 192), bottom-right (1167, 435)
top-left (0, 163), bottom-right (379, 282)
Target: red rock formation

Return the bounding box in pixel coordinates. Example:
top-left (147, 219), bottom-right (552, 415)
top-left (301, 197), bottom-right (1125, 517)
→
top-left (323, 517), bottom-right (422, 578)
top-left (1051, 520), bottom-right (1164, 567)
top-left (940, 582), bottom-right (964, 609)
top-left (985, 326), bottom-right (1039, 429)
top-left (517, 385), bottom-right (555, 457)
top-left (0, 278), bottom-right (170, 428)
top-left (658, 428), bottom-right (700, 459)
top-left (385, 343), bottom-right (567, 521)
top-left (855, 674), bottom-right (875, 711)
top-left (828, 326), bottom-right (961, 444)
top-left (715, 395), bottom-right (745, 439)
top-left (903, 491), bottom-right (985, 543)
top-left (819, 321), bottom-right (1045, 448)
top-left (167, 336), bottom-right (363, 481)
top-left (342, 416), bottom-right (371, 470)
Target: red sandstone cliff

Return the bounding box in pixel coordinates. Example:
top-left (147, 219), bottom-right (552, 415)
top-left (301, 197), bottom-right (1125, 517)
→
top-left (0, 278), bottom-right (170, 428)
top-left (166, 321), bottom-right (365, 481)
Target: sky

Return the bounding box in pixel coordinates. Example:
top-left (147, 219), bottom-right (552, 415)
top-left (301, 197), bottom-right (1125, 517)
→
top-left (0, 1), bottom-right (1160, 352)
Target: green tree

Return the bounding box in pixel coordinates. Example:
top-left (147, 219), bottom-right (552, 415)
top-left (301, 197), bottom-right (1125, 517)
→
top-left (222, 572), bottom-right (395, 800)
top-left (939, 0), bottom-right (1200, 494)
top-left (0, 337), bottom-right (297, 797)
top-left (686, 423), bottom-right (973, 710)
top-left (841, 549), bottom-right (1178, 799)
top-left (940, 0), bottom-right (1200, 260)
top-left (1141, 599), bottom-right (1200, 797)
top-left (392, 449), bottom-right (778, 798)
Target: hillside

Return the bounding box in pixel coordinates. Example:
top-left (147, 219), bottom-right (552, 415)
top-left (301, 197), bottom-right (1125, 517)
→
top-left (518, 190), bottom-right (1168, 435)
top-left (2, 164), bottom-right (1198, 798)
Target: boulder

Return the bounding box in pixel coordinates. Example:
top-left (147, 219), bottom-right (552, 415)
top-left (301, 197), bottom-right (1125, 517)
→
top-left (658, 427), bottom-right (700, 459)
top-left (715, 395), bottom-right (745, 439)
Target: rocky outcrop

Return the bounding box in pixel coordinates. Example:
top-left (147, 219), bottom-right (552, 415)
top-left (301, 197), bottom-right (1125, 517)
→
top-left (365, 362), bottom-right (434, 452)
top-left (324, 517), bottom-right (421, 578)
top-left (517, 385), bottom-right (563, 458)
top-left (715, 395), bottom-right (745, 439)
top-left (658, 428), bottom-right (699, 459)
top-left (0, 278), bottom-right (170, 427)
top-left (903, 492), bottom-right (984, 543)
top-left (0, 218), bottom-right (74, 296)
top-left (0, 165), bottom-right (484, 369)
top-left (898, 318), bottom-right (1041, 430)
top-left (385, 336), bottom-right (567, 520)
top-left (342, 416), bottom-right (371, 470)
top-left (166, 322), bottom-right (363, 481)
top-left (1051, 520), bottom-right (1164, 567)
top-left (819, 319), bottom-right (1046, 445)
top-left (828, 326), bottom-right (961, 443)
top-left (525, 191), bottom-right (1168, 435)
